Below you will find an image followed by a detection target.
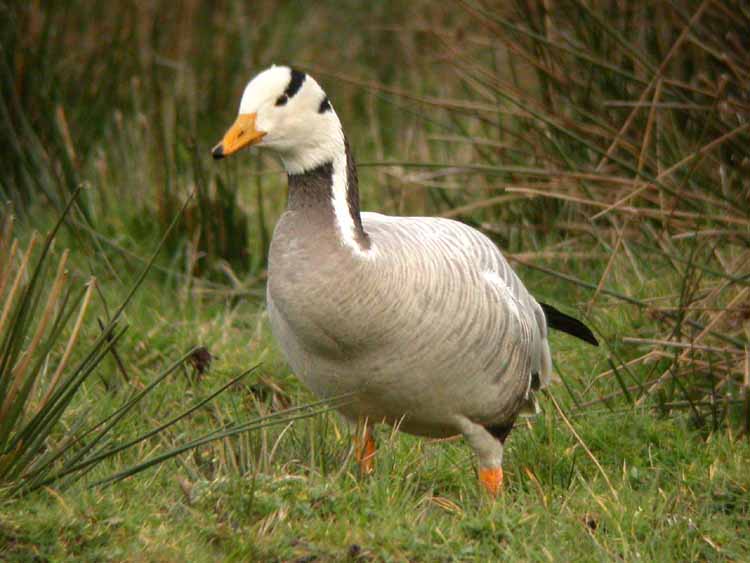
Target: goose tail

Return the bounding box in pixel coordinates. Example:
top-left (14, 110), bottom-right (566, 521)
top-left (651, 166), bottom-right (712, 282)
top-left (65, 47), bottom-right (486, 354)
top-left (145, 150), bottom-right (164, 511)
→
top-left (539, 303), bottom-right (598, 346)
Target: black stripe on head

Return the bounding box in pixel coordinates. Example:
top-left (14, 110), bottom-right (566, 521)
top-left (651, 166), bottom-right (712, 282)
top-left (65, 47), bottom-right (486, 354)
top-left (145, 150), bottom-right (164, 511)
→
top-left (318, 96), bottom-right (332, 113)
top-left (284, 68), bottom-right (306, 99)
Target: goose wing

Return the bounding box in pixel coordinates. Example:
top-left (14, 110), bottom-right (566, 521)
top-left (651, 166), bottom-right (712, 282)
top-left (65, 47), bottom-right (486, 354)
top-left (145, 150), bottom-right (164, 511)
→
top-left (362, 212), bottom-right (553, 390)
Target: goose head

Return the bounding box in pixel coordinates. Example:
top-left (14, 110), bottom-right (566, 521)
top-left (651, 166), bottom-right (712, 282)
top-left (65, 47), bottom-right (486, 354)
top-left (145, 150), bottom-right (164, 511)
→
top-left (212, 65), bottom-right (343, 174)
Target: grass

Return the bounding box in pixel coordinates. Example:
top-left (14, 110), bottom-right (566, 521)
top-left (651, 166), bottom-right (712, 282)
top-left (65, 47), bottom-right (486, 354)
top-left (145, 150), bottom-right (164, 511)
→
top-left (0, 270), bottom-right (747, 561)
top-left (2, 0), bottom-right (750, 560)
top-left (0, 238), bottom-right (747, 560)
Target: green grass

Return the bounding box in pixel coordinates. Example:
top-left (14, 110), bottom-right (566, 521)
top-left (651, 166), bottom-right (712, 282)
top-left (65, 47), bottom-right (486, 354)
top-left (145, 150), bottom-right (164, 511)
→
top-left (2, 1), bottom-right (750, 560)
top-left (0, 253), bottom-right (747, 560)
top-left (0, 294), bottom-right (747, 562)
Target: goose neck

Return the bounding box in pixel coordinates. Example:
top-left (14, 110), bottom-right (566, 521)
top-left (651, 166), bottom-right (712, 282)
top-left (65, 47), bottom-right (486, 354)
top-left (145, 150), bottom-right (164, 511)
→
top-left (286, 139), bottom-right (371, 255)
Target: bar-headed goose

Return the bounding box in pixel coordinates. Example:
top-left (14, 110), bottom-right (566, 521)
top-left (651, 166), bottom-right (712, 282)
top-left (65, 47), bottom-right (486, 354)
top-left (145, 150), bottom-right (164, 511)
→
top-left (212, 65), bottom-right (597, 495)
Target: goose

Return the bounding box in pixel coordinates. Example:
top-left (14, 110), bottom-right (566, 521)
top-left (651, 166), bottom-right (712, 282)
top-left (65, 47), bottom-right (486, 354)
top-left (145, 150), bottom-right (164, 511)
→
top-left (212, 66), bottom-right (597, 495)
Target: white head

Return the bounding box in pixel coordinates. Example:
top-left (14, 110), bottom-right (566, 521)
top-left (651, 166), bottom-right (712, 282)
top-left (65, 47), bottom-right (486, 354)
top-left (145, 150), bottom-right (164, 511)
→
top-left (212, 65), bottom-right (344, 174)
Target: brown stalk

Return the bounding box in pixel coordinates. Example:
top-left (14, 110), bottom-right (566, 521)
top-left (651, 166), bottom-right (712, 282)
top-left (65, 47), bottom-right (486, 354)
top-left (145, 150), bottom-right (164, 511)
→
top-left (54, 106), bottom-right (78, 169)
top-left (594, 0), bottom-right (711, 172)
top-left (0, 250), bottom-right (70, 419)
top-left (439, 195), bottom-right (522, 218)
top-left (0, 233), bottom-right (38, 339)
top-left (592, 79), bottom-right (663, 221)
top-left (638, 287), bottom-right (750, 402)
top-left (0, 240), bottom-right (20, 304)
top-left (510, 251), bottom-right (606, 261)
top-left (39, 277), bottom-right (97, 409)
top-left (622, 337), bottom-right (745, 356)
top-left (507, 187), bottom-right (750, 227)
top-left (654, 121), bottom-right (750, 184)
top-left (588, 351), bottom-right (660, 389)
top-left (587, 77), bottom-right (665, 310)
top-left (0, 214), bottom-right (15, 269)
top-left (585, 218), bottom-right (626, 313)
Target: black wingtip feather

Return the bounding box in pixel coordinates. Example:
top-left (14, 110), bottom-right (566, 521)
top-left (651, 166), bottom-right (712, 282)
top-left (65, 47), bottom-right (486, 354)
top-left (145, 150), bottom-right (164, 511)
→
top-left (540, 303), bottom-right (598, 346)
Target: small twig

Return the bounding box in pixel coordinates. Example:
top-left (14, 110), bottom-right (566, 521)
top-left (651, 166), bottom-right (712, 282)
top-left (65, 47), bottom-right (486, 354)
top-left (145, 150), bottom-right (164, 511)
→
top-left (623, 337), bottom-right (746, 355)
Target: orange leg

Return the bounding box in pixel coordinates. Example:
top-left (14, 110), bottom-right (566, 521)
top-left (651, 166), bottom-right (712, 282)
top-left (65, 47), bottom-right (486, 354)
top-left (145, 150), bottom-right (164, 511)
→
top-left (354, 424), bottom-right (376, 475)
top-left (479, 466), bottom-right (504, 496)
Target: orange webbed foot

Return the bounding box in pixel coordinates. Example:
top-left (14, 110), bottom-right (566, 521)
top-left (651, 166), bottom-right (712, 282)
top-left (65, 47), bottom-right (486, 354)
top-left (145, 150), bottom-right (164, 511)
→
top-left (479, 466), bottom-right (504, 496)
top-left (355, 426), bottom-right (376, 475)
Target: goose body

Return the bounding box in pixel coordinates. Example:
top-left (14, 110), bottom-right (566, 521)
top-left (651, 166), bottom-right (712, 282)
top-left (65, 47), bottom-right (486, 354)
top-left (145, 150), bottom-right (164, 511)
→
top-left (213, 66), bottom-right (596, 494)
top-left (268, 207), bottom-right (551, 438)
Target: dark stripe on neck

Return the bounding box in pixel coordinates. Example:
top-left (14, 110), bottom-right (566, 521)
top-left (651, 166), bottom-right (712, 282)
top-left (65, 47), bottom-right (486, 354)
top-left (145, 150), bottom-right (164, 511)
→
top-left (285, 69), bottom-right (306, 99)
top-left (344, 140), bottom-right (370, 248)
top-left (286, 140), bottom-right (369, 249)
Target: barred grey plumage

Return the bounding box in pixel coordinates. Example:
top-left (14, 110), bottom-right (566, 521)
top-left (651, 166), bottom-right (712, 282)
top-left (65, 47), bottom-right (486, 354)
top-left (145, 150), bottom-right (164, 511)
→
top-left (268, 206), bottom-right (553, 436)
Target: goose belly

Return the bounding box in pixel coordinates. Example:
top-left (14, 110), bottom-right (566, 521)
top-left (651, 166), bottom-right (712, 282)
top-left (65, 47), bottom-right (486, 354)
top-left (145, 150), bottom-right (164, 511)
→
top-left (267, 292), bottom-right (534, 438)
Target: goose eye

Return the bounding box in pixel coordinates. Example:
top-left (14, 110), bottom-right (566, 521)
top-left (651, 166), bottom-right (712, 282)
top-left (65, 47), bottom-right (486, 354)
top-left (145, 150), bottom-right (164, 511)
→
top-left (275, 94), bottom-right (289, 106)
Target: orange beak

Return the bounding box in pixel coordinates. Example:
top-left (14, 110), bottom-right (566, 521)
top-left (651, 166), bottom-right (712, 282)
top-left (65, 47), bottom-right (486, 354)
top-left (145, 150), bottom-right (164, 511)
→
top-left (211, 113), bottom-right (266, 159)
